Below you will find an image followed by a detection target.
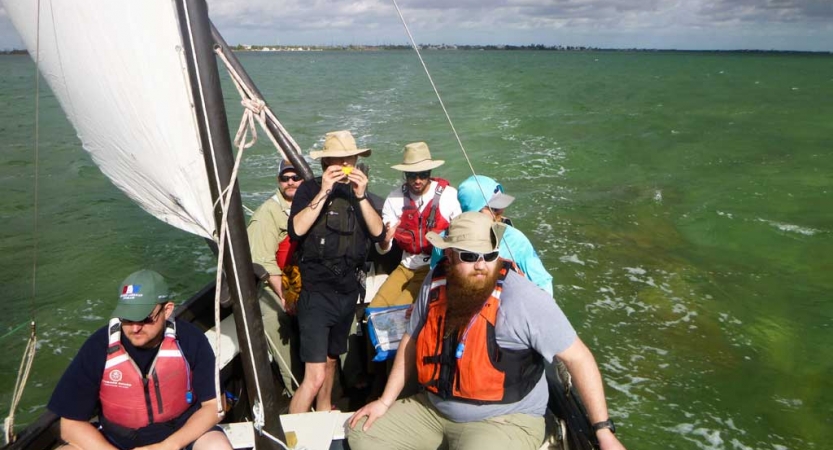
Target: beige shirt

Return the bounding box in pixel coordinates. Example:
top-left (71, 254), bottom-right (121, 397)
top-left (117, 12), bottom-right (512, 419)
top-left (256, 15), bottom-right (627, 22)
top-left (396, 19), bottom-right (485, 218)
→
top-left (247, 191), bottom-right (291, 277)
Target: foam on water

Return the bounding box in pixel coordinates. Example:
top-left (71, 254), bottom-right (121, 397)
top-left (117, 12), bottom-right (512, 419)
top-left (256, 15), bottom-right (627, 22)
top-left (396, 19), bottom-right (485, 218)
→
top-left (756, 218), bottom-right (819, 236)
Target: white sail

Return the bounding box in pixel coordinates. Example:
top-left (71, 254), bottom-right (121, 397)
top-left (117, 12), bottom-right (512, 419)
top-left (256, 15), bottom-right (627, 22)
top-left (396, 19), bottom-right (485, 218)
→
top-left (3, 0), bottom-right (216, 239)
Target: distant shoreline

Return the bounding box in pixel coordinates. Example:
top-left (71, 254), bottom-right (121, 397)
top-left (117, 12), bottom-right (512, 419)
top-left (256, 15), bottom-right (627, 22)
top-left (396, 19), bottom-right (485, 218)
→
top-left (2, 46), bottom-right (830, 55)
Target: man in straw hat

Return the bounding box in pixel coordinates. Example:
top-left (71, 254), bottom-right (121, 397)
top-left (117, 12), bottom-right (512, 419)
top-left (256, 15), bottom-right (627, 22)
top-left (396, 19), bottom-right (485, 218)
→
top-left (348, 213), bottom-right (626, 450)
top-left (288, 130), bottom-right (384, 413)
top-left (369, 142), bottom-right (461, 309)
top-left (48, 269), bottom-right (232, 450)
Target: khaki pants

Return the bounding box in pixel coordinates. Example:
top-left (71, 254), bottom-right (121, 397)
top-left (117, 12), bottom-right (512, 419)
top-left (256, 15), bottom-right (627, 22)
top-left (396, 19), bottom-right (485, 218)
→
top-left (369, 264), bottom-right (431, 308)
top-left (347, 393), bottom-right (545, 450)
top-left (259, 288), bottom-right (302, 395)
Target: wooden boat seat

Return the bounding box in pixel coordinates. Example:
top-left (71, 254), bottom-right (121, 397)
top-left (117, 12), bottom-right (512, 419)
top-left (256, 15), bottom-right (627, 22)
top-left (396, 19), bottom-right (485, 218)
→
top-left (204, 314), bottom-right (241, 369)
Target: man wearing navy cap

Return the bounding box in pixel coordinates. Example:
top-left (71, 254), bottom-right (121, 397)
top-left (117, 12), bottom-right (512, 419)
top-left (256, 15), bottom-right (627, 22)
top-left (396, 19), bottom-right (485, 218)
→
top-left (48, 269), bottom-right (231, 450)
top-left (248, 159), bottom-right (304, 395)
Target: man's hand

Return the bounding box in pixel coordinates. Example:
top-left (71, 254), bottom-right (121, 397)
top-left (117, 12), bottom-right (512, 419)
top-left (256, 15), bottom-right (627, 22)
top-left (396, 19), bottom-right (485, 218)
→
top-left (345, 165), bottom-right (369, 198)
top-left (348, 399), bottom-right (391, 432)
top-left (267, 275), bottom-right (285, 310)
top-left (381, 221), bottom-right (398, 250)
top-left (321, 164), bottom-right (347, 193)
top-left (597, 429), bottom-right (626, 450)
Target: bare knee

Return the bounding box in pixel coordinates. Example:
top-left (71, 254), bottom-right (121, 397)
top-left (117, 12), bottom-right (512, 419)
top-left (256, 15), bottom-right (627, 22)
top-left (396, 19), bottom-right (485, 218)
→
top-left (302, 363), bottom-right (327, 390)
top-left (192, 429), bottom-right (233, 450)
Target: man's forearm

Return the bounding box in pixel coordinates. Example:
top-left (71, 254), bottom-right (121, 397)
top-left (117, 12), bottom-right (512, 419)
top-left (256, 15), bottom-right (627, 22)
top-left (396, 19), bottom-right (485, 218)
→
top-left (291, 191), bottom-right (329, 237)
top-left (379, 333), bottom-right (415, 406)
top-left (358, 198), bottom-right (384, 237)
top-left (557, 338), bottom-right (610, 424)
top-left (60, 418), bottom-right (119, 450)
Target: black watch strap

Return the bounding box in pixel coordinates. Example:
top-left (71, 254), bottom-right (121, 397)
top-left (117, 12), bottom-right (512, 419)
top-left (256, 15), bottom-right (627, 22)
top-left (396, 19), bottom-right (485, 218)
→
top-left (592, 419), bottom-right (616, 434)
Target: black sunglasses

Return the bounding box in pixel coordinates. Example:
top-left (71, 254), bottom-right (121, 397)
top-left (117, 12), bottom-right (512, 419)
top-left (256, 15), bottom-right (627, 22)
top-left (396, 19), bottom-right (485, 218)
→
top-left (405, 171), bottom-right (431, 180)
top-left (454, 249), bottom-right (500, 263)
top-left (121, 304), bottom-right (164, 325)
top-left (279, 175), bottom-right (302, 182)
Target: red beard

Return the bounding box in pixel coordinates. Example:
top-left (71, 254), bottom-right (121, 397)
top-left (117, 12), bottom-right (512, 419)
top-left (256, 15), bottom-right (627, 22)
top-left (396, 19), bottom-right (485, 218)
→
top-left (443, 264), bottom-right (500, 337)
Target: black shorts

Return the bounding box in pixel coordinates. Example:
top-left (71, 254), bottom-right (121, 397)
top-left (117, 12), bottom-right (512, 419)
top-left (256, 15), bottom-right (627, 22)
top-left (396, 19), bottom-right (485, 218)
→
top-left (296, 288), bottom-right (359, 363)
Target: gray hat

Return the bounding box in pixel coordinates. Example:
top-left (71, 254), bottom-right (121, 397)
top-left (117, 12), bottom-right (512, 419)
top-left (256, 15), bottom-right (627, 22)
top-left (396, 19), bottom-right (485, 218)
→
top-left (111, 270), bottom-right (171, 321)
top-left (426, 212), bottom-right (506, 254)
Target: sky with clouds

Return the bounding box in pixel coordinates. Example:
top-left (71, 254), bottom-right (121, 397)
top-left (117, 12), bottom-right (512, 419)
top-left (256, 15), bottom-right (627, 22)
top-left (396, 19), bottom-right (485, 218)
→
top-left (1, 0), bottom-right (831, 51)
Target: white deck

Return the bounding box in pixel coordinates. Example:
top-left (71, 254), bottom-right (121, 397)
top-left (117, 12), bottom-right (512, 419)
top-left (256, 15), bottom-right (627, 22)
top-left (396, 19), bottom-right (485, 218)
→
top-left (220, 411), bottom-right (353, 450)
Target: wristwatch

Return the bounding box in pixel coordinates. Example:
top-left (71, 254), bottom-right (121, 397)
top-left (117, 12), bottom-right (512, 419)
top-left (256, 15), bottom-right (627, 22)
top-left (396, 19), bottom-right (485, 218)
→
top-left (592, 419), bottom-right (616, 434)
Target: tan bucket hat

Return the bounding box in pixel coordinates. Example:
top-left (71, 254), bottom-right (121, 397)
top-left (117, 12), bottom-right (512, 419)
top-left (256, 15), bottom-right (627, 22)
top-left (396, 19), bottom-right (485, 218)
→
top-left (426, 211), bottom-right (506, 254)
top-left (391, 142), bottom-right (445, 172)
top-left (309, 130), bottom-right (372, 159)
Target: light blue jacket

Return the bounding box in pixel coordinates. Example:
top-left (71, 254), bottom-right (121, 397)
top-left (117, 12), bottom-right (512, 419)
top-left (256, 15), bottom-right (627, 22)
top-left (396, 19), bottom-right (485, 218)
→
top-left (430, 224), bottom-right (554, 296)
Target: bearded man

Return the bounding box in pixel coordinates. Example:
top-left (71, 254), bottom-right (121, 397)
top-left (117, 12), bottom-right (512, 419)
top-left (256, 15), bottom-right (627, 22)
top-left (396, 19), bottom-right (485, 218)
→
top-left (348, 212), bottom-right (626, 450)
top-left (247, 159), bottom-right (304, 395)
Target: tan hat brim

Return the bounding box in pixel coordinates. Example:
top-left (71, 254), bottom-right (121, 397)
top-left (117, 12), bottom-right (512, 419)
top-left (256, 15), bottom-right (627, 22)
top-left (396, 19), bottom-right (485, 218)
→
top-left (391, 159), bottom-right (445, 172)
top-left (309, 148), bottom-right (372, 159)
top-left (425, 222), bottom-right (506, 254)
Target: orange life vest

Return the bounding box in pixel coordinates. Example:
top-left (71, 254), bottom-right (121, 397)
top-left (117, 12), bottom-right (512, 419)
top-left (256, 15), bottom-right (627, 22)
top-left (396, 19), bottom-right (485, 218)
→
top-left (100, 318), bottom-right (193, 430)
top-left (394, 178), bottom-right (451, 255)
top-left (415, 260), bottom-right (544, 403)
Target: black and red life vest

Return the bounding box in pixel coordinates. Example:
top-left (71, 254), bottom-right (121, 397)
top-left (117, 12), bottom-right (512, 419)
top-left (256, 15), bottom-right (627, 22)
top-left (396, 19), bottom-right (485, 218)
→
top-left (415, 260), bottom-right (544, 404)
top-left (100, 318), bottom-right (193, 430)
top-left (394, 178), bottom-right (451, 255)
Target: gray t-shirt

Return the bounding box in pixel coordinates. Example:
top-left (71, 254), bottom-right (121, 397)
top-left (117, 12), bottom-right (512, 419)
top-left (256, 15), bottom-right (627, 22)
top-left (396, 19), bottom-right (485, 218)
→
top-left (408, 268), bottom-right (577, 422)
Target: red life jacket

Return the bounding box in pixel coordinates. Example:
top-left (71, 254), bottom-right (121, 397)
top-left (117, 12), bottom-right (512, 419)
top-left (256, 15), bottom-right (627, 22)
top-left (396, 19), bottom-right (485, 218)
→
top-left (100, 318), bottom-right (193, 430)
top-left (275, 235), bottom-right (299, 270)
top-left (394, 178), bottom-right (451, 255)
top-left (415, 260), bottom-right (544, 403)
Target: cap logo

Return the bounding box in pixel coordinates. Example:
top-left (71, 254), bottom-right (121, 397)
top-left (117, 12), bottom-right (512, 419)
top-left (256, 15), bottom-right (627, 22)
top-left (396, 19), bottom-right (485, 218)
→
top-left (121, 284), bottom-right (142, 300)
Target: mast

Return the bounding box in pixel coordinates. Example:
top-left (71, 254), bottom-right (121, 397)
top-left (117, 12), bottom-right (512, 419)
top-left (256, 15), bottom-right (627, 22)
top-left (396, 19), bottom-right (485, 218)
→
top-left (210, 22), bottom-right (315, 182)
top-left (176, 0), bottom-right (285, 447)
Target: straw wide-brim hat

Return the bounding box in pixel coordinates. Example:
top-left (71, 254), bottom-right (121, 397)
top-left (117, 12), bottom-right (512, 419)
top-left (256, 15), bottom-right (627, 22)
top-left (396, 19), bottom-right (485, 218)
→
top-left (426, 212), bottom-right (507, 254)
top-left (391, 142), bottom-right (445, 172)
top-left (309, 130), bottom-right (371, 159)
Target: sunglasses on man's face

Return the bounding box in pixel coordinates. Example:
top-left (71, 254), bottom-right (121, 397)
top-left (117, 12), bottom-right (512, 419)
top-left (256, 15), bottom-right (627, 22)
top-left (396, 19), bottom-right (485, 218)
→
top-left (121, 305), bottom-right (164, 325)
top-left (405, 171), bottom-right (431, 180)
top-left (279, 175), bottom-right (302, 182)
top-left (454, 249), bottom-right (500, 263)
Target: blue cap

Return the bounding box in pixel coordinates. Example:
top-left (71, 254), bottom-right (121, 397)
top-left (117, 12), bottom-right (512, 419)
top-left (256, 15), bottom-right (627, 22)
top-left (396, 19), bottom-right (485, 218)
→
top-left (457, 175), bottom-right (515, 213)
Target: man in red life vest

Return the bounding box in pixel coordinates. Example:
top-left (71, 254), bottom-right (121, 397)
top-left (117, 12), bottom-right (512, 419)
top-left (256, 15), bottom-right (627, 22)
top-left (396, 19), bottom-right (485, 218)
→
top-left (248, 159), bottom-right (303, 395)
top-left (348, 213), bottom-right (626, 450)
top-left (369, 142), bottom-right (461, 308)
top-left (48, 269), bottom-right (231, 450)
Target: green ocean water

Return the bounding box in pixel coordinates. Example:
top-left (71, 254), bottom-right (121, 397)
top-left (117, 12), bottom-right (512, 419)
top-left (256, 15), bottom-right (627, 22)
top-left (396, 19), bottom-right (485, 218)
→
top-left (2, 50), bottom-right (832, 448)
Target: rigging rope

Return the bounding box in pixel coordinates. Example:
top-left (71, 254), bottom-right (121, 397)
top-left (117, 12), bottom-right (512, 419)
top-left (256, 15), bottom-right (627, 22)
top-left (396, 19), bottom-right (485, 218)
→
top-left (213, 46), bottom-right (306, 397)
top-left (390, 0), bottom-right (518, 263)
top-left (5, 0), bottom-right (42, 443)
top-left (206, 45), bottom-right (307, 429)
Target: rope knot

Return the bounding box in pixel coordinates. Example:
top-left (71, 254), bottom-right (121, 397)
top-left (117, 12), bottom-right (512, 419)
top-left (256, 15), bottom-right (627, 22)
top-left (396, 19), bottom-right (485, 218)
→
top-left (241, 98), bottom-right (266, 116)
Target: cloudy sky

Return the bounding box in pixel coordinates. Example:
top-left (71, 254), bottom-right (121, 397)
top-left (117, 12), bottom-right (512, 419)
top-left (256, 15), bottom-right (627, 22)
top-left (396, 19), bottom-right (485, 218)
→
top-left (1, 0), bottom-right (831, 51)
